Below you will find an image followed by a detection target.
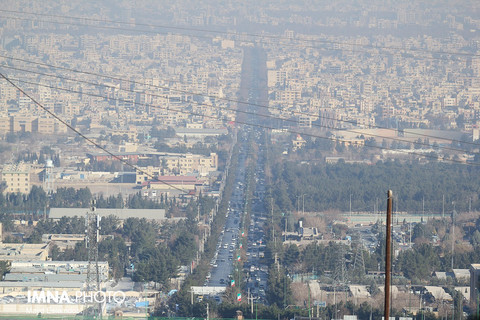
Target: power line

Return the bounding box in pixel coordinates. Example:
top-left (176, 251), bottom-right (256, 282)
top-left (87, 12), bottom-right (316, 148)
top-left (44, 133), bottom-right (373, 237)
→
top-left (0, 12), bottom-right (478, 163)
top-left (1, 15), bottom-right (478, 148)
top-left (0, 14), bottom-right (218, 42)
top-left (3, 11), bottom-right (473, 66)
top-left (0, 70), bottom-right (190, 193)
top-left (5, 75), bottom-right (478, 166)
top-left (1, 8), bottom-right (480, 59)
top-left (1, 56), bottom-right (479, 152)
top-left (2, 62), bottom-right (478, 155)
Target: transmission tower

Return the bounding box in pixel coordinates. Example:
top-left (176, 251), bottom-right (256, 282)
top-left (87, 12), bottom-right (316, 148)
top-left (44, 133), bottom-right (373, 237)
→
top-left (334, 243), bottom-right (348, 288)
top-left (352, 235), bottom-right (366, 280)
top-left (332, 243), bottom-right (349, 304)
top-left (85, 201), bottom-right (101, 317)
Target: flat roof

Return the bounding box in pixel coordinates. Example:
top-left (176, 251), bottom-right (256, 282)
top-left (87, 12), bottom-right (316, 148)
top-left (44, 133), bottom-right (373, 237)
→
top-left (144, 175), bottom-right (203, 184)
top-left (0, 281), bottom-right (83, 288)
top-left (4, 273), bottom-right (87, 282)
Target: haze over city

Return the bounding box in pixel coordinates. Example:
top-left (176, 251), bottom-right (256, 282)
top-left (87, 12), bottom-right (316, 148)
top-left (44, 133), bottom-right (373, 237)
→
top-left (0, 1), bottom-right (479, 319)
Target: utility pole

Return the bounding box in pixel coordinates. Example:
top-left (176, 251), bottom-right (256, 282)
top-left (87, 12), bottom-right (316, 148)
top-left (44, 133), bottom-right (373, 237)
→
top-left (349, 194), bottom-right (352, 220)
top-left (308, 282), bottom-right (312, 320)
top-left (409, 222), bottom-right (412, 248)
top-left (249, 288), bottom-right (254, 315)
top-left (451, 203), bottom-right (456, 271)
top-left (297, 194), bottom-right (300, 213)
top-left (302, 194), bottom-right (305, 215)
top-left (442, 194), bottom-right (445, 219)
top-left (422, 196), bottom-right (425, 222)
top-left (334, 285), bottom-right (337, 320)
top-left (384, 190), bottom-right (393, 320)
top-left (271, 198), bottom-right (276, 247)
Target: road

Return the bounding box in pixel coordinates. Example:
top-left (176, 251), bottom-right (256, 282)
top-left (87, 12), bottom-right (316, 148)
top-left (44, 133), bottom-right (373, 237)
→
top-left (205, 47), bottom-right (270, 304)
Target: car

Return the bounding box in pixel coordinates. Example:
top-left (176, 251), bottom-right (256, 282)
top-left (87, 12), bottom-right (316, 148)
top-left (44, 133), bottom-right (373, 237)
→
top-left (220, 279), bottom-right (225, 284)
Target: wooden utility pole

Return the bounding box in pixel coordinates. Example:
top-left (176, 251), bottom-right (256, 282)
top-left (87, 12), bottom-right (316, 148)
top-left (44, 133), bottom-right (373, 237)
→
top-left (384, 190), bottom-right (393, 320)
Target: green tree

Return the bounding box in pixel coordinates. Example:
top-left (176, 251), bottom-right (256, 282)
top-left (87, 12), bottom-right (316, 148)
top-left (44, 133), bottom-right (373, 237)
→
top-left (49, 243), bottom-right (61, 260)
top-left (172, 232), bottom-right (196, 265)
top-left (99, 237), bottom-right (128, 280)
top-left (283, 244), bottom-right (300, 268)
top-left (266, 266), bottom-right (292, 308)
top-left (100, 215), bottom-right (120, 234)
top-left (0, 261), bottom-right (11, 277)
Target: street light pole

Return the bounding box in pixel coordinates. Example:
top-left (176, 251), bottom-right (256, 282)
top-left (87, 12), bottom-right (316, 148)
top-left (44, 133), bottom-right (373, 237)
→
top-left (302, 194), bottom-right (305, 215)
top-left (384, 190), bottom-right (393, 320)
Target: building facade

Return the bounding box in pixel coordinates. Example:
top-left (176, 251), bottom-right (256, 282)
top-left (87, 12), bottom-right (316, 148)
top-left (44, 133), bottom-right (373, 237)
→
top-left (1, 163), bottom-right (31, 194)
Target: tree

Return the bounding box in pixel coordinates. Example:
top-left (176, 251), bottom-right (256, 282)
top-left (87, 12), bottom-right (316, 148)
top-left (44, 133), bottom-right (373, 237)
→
top-left (283, 244), bottom-right (300, 268)
top-left (26, 186), bottom-right (47, 213)
top-left (266, 266), bottom-right (292, 308)
top-left (172, 232), bottom-right (196, 265)
top-left (414, 138), bottom-right (423, 149)
top-left (99, 237), bottom-right (128, 280)
top-left (0, 261), bottom-right (11, 278)
top-left (122, 218), bottom-right (158, 257)
top-left (100, 215), bottom-right (120, 234)
top-left (49, 243), bottom-right (61, 260)
top-left (62, 242), bottom-right (87, 261)
top-left (452, 290), bottom-right (464, 320)
top-left (472, 230), bottom-right (480, 247)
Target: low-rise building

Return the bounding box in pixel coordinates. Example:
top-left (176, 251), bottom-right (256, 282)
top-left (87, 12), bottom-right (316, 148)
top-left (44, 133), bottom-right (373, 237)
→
top-left (0, 243), bottom-right (50, 261)
top-left (142, 175), bottom-right (204, 194)
top-left (470, 264), bottom-right (480, 306)
top-left (163, 153), bottom-right (218, 176)
top-left (135, 153), bottom-right (218, 182)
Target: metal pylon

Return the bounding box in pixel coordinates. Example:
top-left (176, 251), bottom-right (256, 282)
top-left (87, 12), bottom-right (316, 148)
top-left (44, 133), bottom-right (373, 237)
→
top-left (85, 201), bottom-right (101, 317)
top-left (352, 236), bottom-right (366, 279)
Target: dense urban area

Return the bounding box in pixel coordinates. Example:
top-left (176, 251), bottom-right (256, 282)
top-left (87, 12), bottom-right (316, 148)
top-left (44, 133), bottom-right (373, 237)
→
top-left (0, 1), bottom-right (479, 319)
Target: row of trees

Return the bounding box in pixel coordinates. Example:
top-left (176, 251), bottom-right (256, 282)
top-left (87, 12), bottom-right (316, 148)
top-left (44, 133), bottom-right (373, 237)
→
top-left (29, 211), bottom-right (200, 285)
top-left (154, 141), bottom-right (218, 156)
top-left (270, 160), bottom-right (480, 213)
top-left (17, 147), bottom-right (61, 167)
top-left (0, 186), bottom-right (165, 219)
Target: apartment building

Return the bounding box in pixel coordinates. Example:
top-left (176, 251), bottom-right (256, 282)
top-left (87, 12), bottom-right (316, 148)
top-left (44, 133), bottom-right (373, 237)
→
top-left (136, 152), bottom-right (219, 184)
top-left (1, 162), bottom-right (31, 194)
